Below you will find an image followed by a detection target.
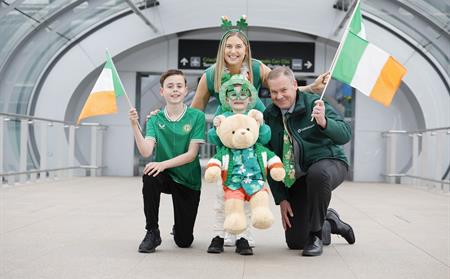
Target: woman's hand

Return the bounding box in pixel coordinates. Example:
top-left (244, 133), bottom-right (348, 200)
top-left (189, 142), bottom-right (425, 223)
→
top-left (146, 109), bottom-right (160, 120)
top-left (309, 72), bottom-right (330, 93)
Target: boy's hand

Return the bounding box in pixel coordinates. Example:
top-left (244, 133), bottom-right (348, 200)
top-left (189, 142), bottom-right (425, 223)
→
top-left (144, 161), bottom-right (168, 177)
top-left (129, 108), bottom-right (139, 124)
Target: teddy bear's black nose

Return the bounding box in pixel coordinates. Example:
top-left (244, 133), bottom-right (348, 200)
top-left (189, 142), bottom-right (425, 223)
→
top-left (240, 131), bottom-right (246, 135)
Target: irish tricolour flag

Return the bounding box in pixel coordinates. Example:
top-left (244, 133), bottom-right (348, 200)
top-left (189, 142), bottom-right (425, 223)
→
top-left (77, 50), bottom-right (124, 124)
top-left (331, 1), bottom-right (407, 107)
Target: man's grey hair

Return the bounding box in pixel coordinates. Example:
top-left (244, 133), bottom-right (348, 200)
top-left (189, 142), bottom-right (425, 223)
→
top-left (267, 66), bottom-right (296, 82)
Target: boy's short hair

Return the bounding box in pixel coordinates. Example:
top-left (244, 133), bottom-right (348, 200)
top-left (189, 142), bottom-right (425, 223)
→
top-left (160, 69), bottom-right (187, 87)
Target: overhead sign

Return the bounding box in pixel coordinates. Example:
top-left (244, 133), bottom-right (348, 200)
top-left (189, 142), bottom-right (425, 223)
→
top-left (178, 39), bottom-right (315, 72)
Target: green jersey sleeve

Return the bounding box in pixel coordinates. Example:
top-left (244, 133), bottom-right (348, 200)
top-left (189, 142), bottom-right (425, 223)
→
top-left (145, 118), bottom-right (156, 142)
top-left (190, 110), bottom-right (206, 143)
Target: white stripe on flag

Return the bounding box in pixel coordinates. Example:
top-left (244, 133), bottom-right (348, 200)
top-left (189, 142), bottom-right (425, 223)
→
top-left (91, 68), bottom-right (114, 94)
top-left (351, 43), bottom-right (389, 96)
top-left (358, 24), bottom-right (366, 39)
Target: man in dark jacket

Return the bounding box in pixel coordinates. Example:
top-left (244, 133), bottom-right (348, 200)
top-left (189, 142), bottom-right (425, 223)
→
top-left (263, 66), bottom-right (355, 256)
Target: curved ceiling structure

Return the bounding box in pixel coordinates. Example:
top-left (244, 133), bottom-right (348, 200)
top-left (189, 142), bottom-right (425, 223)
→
top-left (1, 0), bottom-right (449, 180)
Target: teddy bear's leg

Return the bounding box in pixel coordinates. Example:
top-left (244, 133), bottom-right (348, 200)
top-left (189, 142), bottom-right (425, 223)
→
top-left (224, 198), bottom-right (246, 235)
top-left (250, 191), bottom-right (274, 229)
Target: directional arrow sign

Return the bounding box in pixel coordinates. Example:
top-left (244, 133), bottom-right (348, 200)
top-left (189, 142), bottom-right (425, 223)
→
top-left (180, 57), bottom-right (188, 66)
top-left (304, 60), bottom-right (313, 69)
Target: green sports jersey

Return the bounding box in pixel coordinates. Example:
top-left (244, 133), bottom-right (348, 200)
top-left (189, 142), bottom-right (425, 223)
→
top-left (145, 106), bottom-right (205, 191)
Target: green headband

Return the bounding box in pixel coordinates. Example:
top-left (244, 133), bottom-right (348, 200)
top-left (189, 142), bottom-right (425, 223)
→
top-left (220, 15), bottom-right (248, 41)
top-left (219, 74), bottom-right (258, 112)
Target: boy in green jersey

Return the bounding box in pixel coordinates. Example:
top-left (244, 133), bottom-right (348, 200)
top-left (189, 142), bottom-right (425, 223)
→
top-left (129, 69), bottom-right (205, 253)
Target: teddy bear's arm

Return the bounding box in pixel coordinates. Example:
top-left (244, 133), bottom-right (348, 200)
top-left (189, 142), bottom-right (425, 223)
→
top-left (257, 123), bottom-right (271, 145)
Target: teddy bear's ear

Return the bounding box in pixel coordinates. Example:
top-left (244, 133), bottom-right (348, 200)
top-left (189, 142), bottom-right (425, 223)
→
top-left (247, 109), bottom-right (263, 126)
top-left (213, 115), bottom-right (226, 128)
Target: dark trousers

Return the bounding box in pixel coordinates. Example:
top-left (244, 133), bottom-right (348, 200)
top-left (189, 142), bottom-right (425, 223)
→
top-left (142, 172), bottom-right (201, 248)
top-left (285, 159), bottom-right (347, 249)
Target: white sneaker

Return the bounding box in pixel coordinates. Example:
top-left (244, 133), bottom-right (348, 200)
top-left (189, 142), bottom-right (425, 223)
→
top-left (246, 235), bottom-right (256, 248)
top-left (224, 232), bottom-right (236, 247)
top-left (224, 232), bottom-right (256, 247)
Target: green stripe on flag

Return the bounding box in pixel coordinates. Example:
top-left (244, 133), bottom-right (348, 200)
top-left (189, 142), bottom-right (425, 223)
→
top-left (332, 31), bottom-right (368, 84)
top-left (349, 2), bottom-right (363, 35)
top-left (105, 51), bottom-right (125, 97)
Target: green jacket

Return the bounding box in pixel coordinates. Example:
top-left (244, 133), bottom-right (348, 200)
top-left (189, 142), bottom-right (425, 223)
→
top-left (263, 90), bottom-right (351, 204)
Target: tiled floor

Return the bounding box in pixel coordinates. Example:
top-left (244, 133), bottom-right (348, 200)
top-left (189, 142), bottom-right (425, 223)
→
top-left (1, 177), bottom-right (449, 279)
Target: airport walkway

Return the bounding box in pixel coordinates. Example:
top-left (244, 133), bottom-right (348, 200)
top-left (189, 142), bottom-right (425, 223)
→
top-left (1, 177), bottom-right (449, 279)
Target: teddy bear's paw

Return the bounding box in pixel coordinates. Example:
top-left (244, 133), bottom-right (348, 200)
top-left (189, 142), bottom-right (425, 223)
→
top-left (251, 207), bottom-right (274, 229)
top-left (270, 167), bottom-right (286, 182)
top-left (204, 166), bottom-right (221, 183)
top-left (224, 213), bottom-right (247, 234)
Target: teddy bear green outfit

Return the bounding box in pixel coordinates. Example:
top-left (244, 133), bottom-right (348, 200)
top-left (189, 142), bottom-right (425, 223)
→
top-left (211, 143), bottom-right (280, 196)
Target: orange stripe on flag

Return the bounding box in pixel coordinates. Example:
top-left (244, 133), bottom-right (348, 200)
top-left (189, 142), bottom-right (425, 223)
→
top-left (370, 56), bottom-right (407, 107)
top-left (77, 91), bottom-right (117, 123)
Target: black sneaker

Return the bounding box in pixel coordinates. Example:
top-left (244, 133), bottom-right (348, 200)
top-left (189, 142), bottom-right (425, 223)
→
top-left (138, 229), bottom-right (162, 253)
top-left (322, 220), bottom-right (331, 246)
top-left (235, 238), bottom-right (253, 256)
top-left (207, 236), bottom-right (224, 253)
top-left (326, 208), bottom-right (355, 244)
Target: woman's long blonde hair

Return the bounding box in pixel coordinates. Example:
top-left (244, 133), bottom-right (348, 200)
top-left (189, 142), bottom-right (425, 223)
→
top-left (214, 31), bottom-right (253, 93)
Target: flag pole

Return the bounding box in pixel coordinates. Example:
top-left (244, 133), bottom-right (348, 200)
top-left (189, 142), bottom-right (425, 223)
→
top-left (105, 49), bottom-right (142, 131)
top-left (311, 0), bottom-right (361, 121)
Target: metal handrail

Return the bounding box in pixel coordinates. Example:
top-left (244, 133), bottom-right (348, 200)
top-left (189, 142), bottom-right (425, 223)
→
top-left (0, 165), bottom-right (106, 177)
top-left (0, 112), bottom-right (107, 127)
top-left (383, 127), bottom-right (450, 135)
top-left (384, 126), bottom-right (450, 189)
top-left (383, 173), bottom-right (450, 185)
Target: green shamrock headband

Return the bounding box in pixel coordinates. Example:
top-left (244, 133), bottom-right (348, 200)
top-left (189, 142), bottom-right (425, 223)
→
top-left (220, 15), bottom-right (248, 40)
top-left (219, 74), bottom-right (258, 112)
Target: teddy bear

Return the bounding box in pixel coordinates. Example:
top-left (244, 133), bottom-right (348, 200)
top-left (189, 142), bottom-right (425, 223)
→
top-left (204, 110), bottom-right (286, 235)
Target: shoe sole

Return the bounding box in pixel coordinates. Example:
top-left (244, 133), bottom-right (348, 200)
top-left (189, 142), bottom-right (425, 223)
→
top-left (139, 248), bottom-right (156, 253)
top-left (207, 248), bottom-right (224, 254)
top-left (302, 250), bottom-right (322, 257)
top-left (236, 250), bottom-right (253, 256)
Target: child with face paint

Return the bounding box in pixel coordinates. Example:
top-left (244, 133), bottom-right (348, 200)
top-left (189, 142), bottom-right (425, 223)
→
top-left (206, 75), bottom-right (271, 256)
